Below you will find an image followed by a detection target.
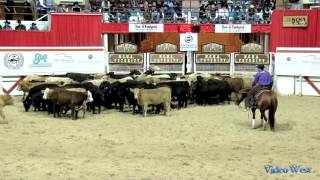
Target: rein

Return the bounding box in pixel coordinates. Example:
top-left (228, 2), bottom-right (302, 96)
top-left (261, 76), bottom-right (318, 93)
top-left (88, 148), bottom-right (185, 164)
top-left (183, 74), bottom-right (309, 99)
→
top-left (237, 104), bottom-right (252, 120)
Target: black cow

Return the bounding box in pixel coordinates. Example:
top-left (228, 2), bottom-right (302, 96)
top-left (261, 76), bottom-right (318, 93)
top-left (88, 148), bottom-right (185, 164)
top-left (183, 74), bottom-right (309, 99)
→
top-left (81, 82), bottom-right (104, 114)
top-left (194, 76), bottom-right (231, 105)
top-left (66, 72), bottom-right (93, 82)
top-left (116, 80), bottom-right (156, 112)
top-left (107, 69), bottom-right (141, 79)
top-left (23, 83), bottom-right (59, 112)
top-left (159, 81), bottom-right (189, 109)
top-left (61, 82), bottom-right (104, 114)
top-left (99, 81), bottom-right (112, 109)
top-left (31, 91), bottom-right (46, 112)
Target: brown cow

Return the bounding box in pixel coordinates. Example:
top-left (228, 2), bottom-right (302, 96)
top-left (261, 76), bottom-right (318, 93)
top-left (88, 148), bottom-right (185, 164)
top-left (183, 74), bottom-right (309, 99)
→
top-left (226, 77), bottom-right (244, 94)
top-left (43, 88), bottom-right (93, 120)
top-left (0, 95), bottom-right (14, 122)
top-left (130, 87), bottom-right (171, 117)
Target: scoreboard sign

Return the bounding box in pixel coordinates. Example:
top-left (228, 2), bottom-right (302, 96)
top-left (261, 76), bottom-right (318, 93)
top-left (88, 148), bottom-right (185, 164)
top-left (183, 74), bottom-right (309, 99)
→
top-left (196, 54), bottom-right (230, 64)
top-left (283, 16), bottom-right (308, 27)
top-left (109, 53), bottom-right (144, 64)
top-left (149, 54), bottom-right (184, 64)
top-left (234, 54), bottom-right (269, 64)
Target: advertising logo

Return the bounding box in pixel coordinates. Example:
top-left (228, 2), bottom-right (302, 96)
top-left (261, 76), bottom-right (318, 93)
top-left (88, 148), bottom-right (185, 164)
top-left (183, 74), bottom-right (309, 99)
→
top-left (30, 53), bottom-right (51, 67)
top-left (184, 34), bottom-right (193, 43)
top-left (4, 53), bottom-right (24, 70)
top-left (53, 53), bottom-right (75, 63)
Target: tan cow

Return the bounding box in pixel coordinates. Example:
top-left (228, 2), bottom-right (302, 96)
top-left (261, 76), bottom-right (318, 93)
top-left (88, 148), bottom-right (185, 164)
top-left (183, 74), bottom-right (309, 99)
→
top-left (0, 95), bottom-right (14, 122)
top-left (130, 87), bottom-right (171, 117)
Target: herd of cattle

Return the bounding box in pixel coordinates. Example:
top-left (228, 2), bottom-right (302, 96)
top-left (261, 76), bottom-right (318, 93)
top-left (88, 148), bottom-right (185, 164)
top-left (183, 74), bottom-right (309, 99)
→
top-left (14, 70), bottom-right (253, 120)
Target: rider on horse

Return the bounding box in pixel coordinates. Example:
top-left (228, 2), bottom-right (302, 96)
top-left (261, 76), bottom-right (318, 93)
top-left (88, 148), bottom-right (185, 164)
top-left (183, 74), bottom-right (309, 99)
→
top-left (245, 64), bottom-right (273, 109)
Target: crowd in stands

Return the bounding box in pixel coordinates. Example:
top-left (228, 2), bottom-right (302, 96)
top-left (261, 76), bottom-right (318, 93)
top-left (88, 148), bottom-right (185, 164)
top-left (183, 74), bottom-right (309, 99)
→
top-left (0, 19), bottom-right (39, 30)
top-left (95, 0), bottom-right (276, 24)
top-left (1, 0), bottom-right (277, 25)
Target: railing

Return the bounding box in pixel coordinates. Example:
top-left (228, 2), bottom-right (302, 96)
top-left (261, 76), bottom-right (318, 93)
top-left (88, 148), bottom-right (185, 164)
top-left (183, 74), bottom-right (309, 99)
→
top-left (2, 5), bottom-right (272, 25)
top-left (102, 8), bottom-right (271, 24)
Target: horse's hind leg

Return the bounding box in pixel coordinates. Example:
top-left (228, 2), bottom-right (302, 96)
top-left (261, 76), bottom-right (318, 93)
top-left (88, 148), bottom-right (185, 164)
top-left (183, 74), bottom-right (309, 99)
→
top-left (251, 108), bottom-right (256, 129)
top-left (260, 110), bottom-right (267, 130)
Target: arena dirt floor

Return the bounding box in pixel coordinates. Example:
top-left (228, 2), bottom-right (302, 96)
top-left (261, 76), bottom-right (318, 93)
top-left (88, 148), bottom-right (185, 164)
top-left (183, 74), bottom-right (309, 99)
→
top-left (0, 95), bottom-right (319, 180)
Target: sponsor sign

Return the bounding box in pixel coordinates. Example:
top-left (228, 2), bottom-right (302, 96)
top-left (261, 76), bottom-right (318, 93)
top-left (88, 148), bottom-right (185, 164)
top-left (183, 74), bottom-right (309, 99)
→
top-left (129, 24), bottom-right (164, 32)
top-left (149, 54), bottom-right (184, 64)
top-left (115, 43), bottom-right (138, 53)
top-left (155, 43), bottom-right (177, 53)
top-left (180, 33), bottom-right (198, 51)
top-left (109, 53), bottom-right (144, 64)
top-left (3, 53), bottom-right (24, 70)
top-left (0, 47), bottom-right (104, 75)
top-left (196, 54), bottom-right (230, 64)
top-left (215, 24), bottom-right (251, 33)
top-left (275, 53), bottom-right (320, 76)
top-left (234, 54), bottom-right (269, 64)
top-left (240, 43), bottom-right (264, 53)
top-left (283, 16), bottom-right (308, 27)
top-left (202, 43), bottom-right (224, 53)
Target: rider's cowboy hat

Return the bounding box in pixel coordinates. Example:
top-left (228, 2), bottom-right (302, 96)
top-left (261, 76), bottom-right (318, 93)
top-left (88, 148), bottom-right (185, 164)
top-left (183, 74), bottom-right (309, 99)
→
top-left (256, 64), bottom-right (265, 69)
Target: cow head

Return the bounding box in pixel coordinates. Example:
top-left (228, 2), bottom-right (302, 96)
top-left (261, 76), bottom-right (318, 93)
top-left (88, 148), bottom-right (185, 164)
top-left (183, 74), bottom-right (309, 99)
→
top-left (235, 88), bottom-right (251, 105)
top-left (42, 88), bottom-right (51, 100)
top-left (86, 91), bottom-right (94, 102)
top-left (17, 81), bottom-right (32, 92)
top-left (23, 96), bottom-right (32, 112)
top-left (129, 88), bottom-right (140, 100)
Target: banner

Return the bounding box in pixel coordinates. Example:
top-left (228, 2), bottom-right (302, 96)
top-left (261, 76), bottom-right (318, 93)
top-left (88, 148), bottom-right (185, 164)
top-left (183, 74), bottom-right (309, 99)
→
top-left (0, 47), bottom-right (105, 76)
top-left (215, 24), bottom-right (251, 33)
top-left (180, 33), bottom-right (198, 51)
top-left (129, 24), bottom-right (164, 32)
top-left (275, 53), bottom-right (320, 76)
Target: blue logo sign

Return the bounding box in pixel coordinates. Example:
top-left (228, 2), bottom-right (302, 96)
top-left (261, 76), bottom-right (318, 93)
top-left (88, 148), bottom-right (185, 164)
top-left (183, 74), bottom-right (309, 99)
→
top-left (30, 53), bottom-right (51, 67)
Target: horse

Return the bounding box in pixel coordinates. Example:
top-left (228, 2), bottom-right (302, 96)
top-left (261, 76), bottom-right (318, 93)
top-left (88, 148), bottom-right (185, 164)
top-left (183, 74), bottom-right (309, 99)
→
top-left (235, 88), bottom-right (278, 131)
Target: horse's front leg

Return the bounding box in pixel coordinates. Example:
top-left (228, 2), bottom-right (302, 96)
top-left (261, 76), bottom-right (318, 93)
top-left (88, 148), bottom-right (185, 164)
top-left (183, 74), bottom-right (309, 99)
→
top-left (251, 108), bottom-right (256, 129)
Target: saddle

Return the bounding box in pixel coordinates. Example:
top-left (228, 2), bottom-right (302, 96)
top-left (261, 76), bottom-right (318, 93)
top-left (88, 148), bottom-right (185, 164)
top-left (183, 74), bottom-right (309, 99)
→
top-left (255, 89), bottom-right (271, 99)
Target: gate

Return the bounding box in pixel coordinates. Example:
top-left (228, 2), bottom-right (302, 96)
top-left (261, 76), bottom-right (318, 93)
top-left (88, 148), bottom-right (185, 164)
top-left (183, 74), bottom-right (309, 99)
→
top-left (233, 43), bottom-right (271, 76)
top-left (108, 43), bottom-right (146, 73)
top-left (194, 43), bottom-right (231, 74)
top-left (148, 43), bottom-right (185, 74)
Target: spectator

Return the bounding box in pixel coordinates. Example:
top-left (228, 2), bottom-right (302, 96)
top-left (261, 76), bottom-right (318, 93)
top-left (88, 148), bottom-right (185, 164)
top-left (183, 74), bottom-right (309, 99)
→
top-left (143, 1), bottom-right (151, 22)
top-left (163, 0), bottom-right (174, 9)
top-left (56, 4), bottom-right (68, 12)
top-left (101, 0), bottom-right (111, 12)
top-left (217, 3), bottom-right (229, 24)
top-left (150, 2), bottom-right (160, 23)
top-left (37, 0), bottom-right (47, 8)
top-left (4, 0), bottom-right (15, 20)
top-left (15, 19), bottom-right (27, 30)
top-left (233, 1), bottom-right (244, 23)
top-left (36, 0), bottom-right (48, 20)
top-left (72, 2), bottom-right (82, 12)
top-left (23, 0), bottom-right (33, 20)
top-left (29, 22), bottom-right (39, 31)
top-left (246, 4), bottom-right (256, 23)
top-left (3, 20), bottom-right (12, 30)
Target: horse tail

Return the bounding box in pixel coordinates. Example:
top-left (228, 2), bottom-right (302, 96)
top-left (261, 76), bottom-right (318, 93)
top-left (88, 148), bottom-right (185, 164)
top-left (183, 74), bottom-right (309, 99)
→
top-left (268, 93), bottom-right (278, 131)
